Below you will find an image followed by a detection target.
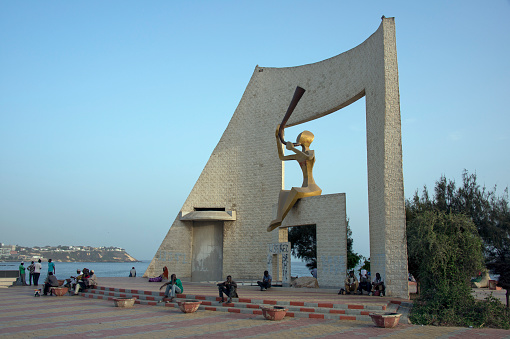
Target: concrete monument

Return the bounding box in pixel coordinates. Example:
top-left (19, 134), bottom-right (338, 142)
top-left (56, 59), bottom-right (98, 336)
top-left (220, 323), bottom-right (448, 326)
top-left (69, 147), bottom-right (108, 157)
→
top-left (145, 17), bottom-right (408, 299)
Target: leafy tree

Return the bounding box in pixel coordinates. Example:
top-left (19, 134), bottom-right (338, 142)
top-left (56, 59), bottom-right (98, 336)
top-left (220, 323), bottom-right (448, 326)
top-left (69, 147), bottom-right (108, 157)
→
top-left (288, 218), bottom-right (362, 271)
top-left (288, 224), bottom-right (317, 269)
top-left (407, 170), bottom-right (510, 307)
top-left (346, 220), bottom-right (363, 270)
top-left (360, 257), bottom-right (370, 272)
top-left (407, 170), bottom-right (510, 326)
top-left (407, 210), bottom-right (483, 291)
top-left (407, 210), bottom-right (491, 326)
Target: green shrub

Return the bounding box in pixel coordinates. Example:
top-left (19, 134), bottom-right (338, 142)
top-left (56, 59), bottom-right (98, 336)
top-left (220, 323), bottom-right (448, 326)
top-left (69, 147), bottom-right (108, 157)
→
top-left (410, 293), bottom-right (510, 329)
top-left (469, 296), bottom-right (510, 329)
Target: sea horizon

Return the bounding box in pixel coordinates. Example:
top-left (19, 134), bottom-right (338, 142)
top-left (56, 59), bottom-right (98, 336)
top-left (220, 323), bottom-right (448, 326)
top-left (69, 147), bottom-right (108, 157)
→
top-left (1, 260), bottom-right (312, 281)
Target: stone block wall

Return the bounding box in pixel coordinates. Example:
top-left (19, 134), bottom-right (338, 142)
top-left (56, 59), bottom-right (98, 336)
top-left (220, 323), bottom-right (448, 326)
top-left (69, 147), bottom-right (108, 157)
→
top-left (279, 194), bottom-right (347, 288)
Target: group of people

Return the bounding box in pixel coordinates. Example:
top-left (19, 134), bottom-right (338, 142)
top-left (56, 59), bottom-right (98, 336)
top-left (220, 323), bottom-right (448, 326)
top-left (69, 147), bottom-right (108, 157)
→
top-left (18, 259), bottom-right (98, 295)
top-left (217, 270), bottom-right (271, 303)
top-left (64, 268), bottom-right (98, 295)
top-left (44, 267), bottom-right (98, 296)
top-left (18, 259), bottom-right (46, 286)
top-left (154, 270), bottom-right (273, 304)
top-left (341, 270), bottom-right (386, 296)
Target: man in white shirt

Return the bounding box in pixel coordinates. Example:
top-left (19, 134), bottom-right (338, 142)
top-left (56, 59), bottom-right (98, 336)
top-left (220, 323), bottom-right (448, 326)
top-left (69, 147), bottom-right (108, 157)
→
top-left (33, 259), bottom-right (42, 286)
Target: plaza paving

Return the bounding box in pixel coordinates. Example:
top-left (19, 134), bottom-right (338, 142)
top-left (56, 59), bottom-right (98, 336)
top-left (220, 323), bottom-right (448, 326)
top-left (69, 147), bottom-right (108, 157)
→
top-left (0, 278), bottom-right (508, 338)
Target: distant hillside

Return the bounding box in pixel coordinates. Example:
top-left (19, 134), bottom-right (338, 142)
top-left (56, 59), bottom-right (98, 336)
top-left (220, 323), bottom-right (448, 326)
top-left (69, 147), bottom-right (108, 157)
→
top-left (38, 249), bottom-right (138, 263)
top-left (1, 245), bottom-right (139, 263)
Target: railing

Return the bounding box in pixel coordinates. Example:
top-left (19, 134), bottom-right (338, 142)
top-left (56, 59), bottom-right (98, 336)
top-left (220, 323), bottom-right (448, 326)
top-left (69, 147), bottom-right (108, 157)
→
top-left (0, 270), bottom-right (20, 278)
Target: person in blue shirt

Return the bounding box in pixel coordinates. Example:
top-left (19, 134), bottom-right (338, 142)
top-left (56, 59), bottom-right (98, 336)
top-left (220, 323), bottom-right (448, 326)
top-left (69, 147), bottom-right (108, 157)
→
top-left (257, 271), bottom-right (272, 291)
top-left (47, 259), bottom-right (55, 275)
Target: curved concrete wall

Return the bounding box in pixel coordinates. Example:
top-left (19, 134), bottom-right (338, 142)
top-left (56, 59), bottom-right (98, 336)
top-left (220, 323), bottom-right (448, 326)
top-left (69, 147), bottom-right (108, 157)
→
top-left (145, 17), bottom-right (408, 299)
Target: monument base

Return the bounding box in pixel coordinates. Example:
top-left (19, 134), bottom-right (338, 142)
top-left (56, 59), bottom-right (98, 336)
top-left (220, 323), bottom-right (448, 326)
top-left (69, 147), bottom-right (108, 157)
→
top-left (270, 193), bottom-right (347, 288)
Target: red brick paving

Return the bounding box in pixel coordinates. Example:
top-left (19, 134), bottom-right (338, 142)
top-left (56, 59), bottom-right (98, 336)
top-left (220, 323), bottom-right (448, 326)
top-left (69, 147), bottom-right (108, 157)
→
top-left (2, 281), bottom-right (510, 338)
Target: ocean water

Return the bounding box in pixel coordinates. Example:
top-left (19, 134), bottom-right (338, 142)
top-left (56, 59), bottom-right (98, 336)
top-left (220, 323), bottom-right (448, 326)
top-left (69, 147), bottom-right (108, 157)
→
top-left (291, 260), bottom-right (312, 278)
top-left (0, 261), bottom-right (151, 281)
top-left (2, 260), bottom-right (311, 281)
top-left (11, 261), bottom-right (497, 282)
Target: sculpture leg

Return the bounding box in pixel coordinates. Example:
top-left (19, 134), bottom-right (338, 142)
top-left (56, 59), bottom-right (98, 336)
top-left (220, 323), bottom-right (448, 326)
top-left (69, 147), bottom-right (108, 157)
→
top-left (268, 189), bottom-right (302, 232)
top-left (268, 190), bottom-right (290, 230)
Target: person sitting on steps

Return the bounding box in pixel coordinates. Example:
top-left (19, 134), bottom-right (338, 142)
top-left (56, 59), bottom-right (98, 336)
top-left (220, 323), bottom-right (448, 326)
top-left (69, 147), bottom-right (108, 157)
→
top-left (257, 271), bottom-right (272, 291)
top-left (343, 271), bottom-right (358, 295)
top-left (88, 270), bottom-right (98, 288)
top-left (43, 272), bottom-right (59, 296)
top-left (371, 273), bottom-right (385, 296)
top-left (74, 268), bottom-right (90, 295)
top-left (357, 269), bottom-right (371, 295)
top-left (159, 274), bottom-right (183, 302)
top-left (217, 275), bottom-right (238, 303)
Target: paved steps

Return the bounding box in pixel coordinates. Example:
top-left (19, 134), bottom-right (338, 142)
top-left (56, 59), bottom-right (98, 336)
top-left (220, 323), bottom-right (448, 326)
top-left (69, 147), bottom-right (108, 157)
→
top-left (79, 285), bottom-right (402, 322)
top-left (0, 278), bottom-right (17, 288)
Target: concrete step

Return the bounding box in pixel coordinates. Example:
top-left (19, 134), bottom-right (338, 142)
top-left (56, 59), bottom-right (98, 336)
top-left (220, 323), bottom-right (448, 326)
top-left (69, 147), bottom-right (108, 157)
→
top-left (0, 278), bottom-right (17, 288)
top-left (79, 285), bottom-right (399, 322)
top-left (81, 290), bottom-right (378, 319)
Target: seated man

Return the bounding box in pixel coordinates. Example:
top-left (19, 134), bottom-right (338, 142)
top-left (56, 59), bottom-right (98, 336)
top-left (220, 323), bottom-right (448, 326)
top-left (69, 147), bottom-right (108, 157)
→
top-left (357, 269), bottom-right (371, 295)
top-left (311, 266), bottom-right (317, 279)
top-left (257, 271), bottom-right (272, 291)
top-left (88, 270), bottom-right (98, 288)
top-left (371, 272), bottom-right (385, 296)
top-left (159, 273), bottom-right (183, 302)
top-left (217, 275), bottom-right (238, 303)
top-left (344, 270), bottom-right (358, 294)
top-left (67, 269), bottom-right (81, 291)
top-left (74, 269), bottom-right (90, 295)
top-left (43, 272), bottom-right (59, 295)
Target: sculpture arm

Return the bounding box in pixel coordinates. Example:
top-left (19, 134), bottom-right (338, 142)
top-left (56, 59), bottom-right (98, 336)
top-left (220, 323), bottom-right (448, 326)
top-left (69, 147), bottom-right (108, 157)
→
top-left (275, 125), bottom-right (297, 161)
top-left (286, 143), bottom-right (315, 160)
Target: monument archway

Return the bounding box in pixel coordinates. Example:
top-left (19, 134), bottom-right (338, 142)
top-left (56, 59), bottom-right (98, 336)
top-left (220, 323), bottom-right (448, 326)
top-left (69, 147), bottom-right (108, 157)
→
top-left (145, 17), bottom-right (408, 299)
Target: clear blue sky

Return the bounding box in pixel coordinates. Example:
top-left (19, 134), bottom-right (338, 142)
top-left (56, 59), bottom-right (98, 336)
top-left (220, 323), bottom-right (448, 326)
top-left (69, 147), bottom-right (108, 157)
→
top-left (1, 1), bottom-right (509, 260)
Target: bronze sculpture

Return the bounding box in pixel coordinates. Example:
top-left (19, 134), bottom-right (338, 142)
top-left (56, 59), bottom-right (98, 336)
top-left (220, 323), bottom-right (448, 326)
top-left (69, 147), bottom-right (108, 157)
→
top-left (268, 87), bottom-right (322, 232)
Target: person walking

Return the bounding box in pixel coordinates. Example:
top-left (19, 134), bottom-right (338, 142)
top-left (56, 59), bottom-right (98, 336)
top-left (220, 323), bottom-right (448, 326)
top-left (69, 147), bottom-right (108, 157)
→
top-left (33, 259), bottom-right (42, 286)
top-left (27, 261), bottom-right (35, 286)
top-left (18, 262), bottom-right (27, 285)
